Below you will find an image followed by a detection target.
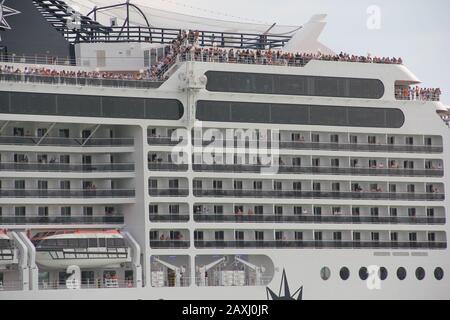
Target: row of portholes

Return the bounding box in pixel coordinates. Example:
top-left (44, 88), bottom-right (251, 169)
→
top-left (320, 266), bottom-right (444, 281)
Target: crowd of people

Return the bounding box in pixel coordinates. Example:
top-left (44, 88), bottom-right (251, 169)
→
top-left (0, 29), bottom-right (442, 90)
top-left (0, 65), bottom-right (155, 81)
top-left (396, 86), bottom-right (441, 101)
top-left (148, 29), bottom-right (406, 80)
top-left (180, 47), bottom-right (404, 67)
top-left (149, 29), bottom-right (405, 76)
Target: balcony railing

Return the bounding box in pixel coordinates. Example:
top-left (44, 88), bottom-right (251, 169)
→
top-left (0, 73), bottom-right (163, 90)
top-left (149, 240), bottom-right (190, 248)
top-left (149, 214), bottom-right (190, 222)
top-left (0, 189), bottom-right (135, 198)
top-left (194, 240), bottom-right (447, 250)
top-left (39, 279), bottom-right (135, 290)
top-left (193, 214), bottom-right (446, 225)
top-left (0, 282), bottom-right (23, 292)
top-left (148, 136), bottom-right (184, 146)
top-left (148, 162), bottom-right (188, 171)
top-left (0, 216), bottom-right (124, 225)
top-left (0, 136), bottom-right (134, 147)
top-left (0, 162), bottom-right (134, 172)
top-left (192, 164), bottom-right (443, 177)
top-left (194, 138), bottom-right (443, 154)
top-left (149, 189), bottom-right (189, 197)
top-left (192, 189), bottom-right (445, 201)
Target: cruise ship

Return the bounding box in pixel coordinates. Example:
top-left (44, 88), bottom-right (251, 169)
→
top-left (0, 0), bottom-right (449, 300)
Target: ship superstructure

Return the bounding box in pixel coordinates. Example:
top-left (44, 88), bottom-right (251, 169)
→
top-left (0, 0), bottom-right (449, 299)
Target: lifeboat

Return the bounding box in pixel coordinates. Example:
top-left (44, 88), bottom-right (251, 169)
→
top-left (32, 230), bottom-right (131, 269)
top-left (0, 230), bottom-right (16, 265)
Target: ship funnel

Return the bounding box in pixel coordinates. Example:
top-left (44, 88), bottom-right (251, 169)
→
top-left (283, 14), bottom-right (335, 55)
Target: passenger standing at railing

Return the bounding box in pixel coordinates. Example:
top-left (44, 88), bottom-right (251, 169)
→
top-left (403, 87), bottom-right (409, 100)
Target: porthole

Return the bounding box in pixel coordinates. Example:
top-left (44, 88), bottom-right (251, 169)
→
top-left (359, 267), bottom-right (369, 281)
top-left (320, 267), bottom-right (331, 281)
top-left (340, 267), bottom-right (350, 280)
top-left (397, 267), bottom-right (407, 280)
top-left (379, 267), bottom-right (388, 281)
top-left (415, 267), bottom-right (425, 281)
top-left (434, 267), bottom-right (444, 280)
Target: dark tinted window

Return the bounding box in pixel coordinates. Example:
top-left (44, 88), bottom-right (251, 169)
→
top-left (10, 92), bottom-right (57, 115)
top-left (397, 267), bottom-right (407, 280)
top-left (196, 100), bottom-right (230, 122)
top-left (434, 267), bottom-right (444, 280)
top-left (310, 105), bottom-right (348, 126)
top-left (348, 107), bottom-right (385, 127)
top-left (415, 267), bottom-right (425, 280)
top-left (379, 267), bottom-right (388, 281)
top-left (359, 267), bottom-right (369, 281)
top-left (0, 91), bottom-right (183, 120)
top-left (88, 238), bottom-right (98, 248)
top-left (57, 95), bottom-right (101, 117)
top-left (340, 267), bottom-right (350, 280)
top-left (230, 102), bottom-right (270, 123)
top-left (206, 71), bottom-right (385, 99)
top-left (271, 104), bottom-right (309, 125)
top-left (275, 75), bottom-right (307, 95)
top-left (197, 100), bottom-right (404, 128)
top-left (146, 99), bottom-right (184, 120)
top-left (386, 109), bottom-right (405, 128)
top-left (98, 238), bottom-right (106, 247)
top-left (0, 91), bottom-right (9, 113)
top-left (103, 97), bottom-right (145, 118)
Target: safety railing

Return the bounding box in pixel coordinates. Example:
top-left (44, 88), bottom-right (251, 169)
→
top-left (0, 162), bottom-right (134, 173)
top-left (194, 276), bottom-right (273, 287)
top-left (192, 189), bottom-right (445, 201)
top-left (38, 279), bottom-right (135, 290)
top-left (0, 216), bottom-right (124, 225)
top-left (193, 138), bottom-right (444, 154)
top-left (0, 136), bottom-right (134, 147)
top-left (149, 189), bottom-right (190, 197)
top-left (148, 162), bottom-right (188, 172)
top-left (0, 54), bottom-right (77, 66)
top-left (395, 87), bottom-right (441, 102)
top-left (148, 136), bottom-right (185, 146)
top-left (0, 73), bottom-right (163, 89)
top-left (0, 281), bottom-right (23, 292)
top-left (149, 214), bottom-right (190, 222)
top-left (193, 214), bottom-right (446, 225)
top-left (0, 189), bottom-right (135, 198)
top-left (179, 52), bottom-right (310, 68)
top-left (194, 240), bottom-right (447, 250)
top-left (192, 164), bottom-right (444, 177)
top-left (149, 240), bottom-right (190, 249)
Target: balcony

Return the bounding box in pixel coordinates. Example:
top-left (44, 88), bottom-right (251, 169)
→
top-left (148, 136), bottom-right (184, 146)
top-left (278, 141), bottom-right (443, 154)
top-left (194, 139), bottom-right (443, 154)
top-left (194, 240), bottom-right (447, 250)
top-left (0, 189), bottom-right (135, 198)
top-left (148, 162), bottom-right (188, 172)
top-left (0, 163), bottom-right (134, 173)
top-left (192, 189), bottom-right (445, 201)
top-left (0, 136), bottom-right (134, 147)
top-left (192, 164), bottom-right (443, 177)
top-left (193, 214), bottom-right (446, 225)
top-left (149, 240), bottom-right (190, 249)
top-left (149, 214), bottom-right (190, 222)
top-left (149, 189), bottom-right (189, 197)
top-left (0, 216), bottom-right (124, 225)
